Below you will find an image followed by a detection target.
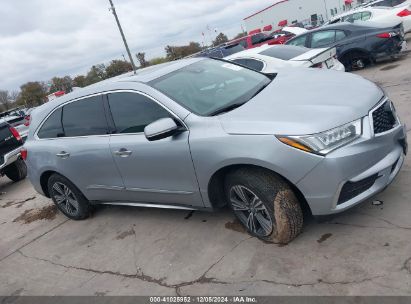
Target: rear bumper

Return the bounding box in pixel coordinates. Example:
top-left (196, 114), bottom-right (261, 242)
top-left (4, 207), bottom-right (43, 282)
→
top-left (0, 147), bottom-right (22, 170)
top-left (297, 121), bottom-right (407, 216)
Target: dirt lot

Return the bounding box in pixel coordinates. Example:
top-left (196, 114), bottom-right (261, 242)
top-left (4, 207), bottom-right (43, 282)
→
top-left (1, 43), bottom-right (410, 296)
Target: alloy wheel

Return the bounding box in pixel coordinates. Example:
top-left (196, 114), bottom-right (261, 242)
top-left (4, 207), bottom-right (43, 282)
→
top-left (229, 185), bottom-right (273, 237)
top-left (52, 182), bottom-right (79, 216)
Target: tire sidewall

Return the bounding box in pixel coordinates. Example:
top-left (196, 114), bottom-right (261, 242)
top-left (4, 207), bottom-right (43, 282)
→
top-left (47, 174), bottom-right (90, 220)
top-left (225, 171), bottom-right (279, 240)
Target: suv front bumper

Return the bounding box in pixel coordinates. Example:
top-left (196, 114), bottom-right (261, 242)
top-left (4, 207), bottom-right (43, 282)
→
top-left (297, 122), bottom-right (407, 216)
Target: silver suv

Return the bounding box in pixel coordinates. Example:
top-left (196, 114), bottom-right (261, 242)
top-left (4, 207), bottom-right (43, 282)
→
top-left (24, 58), bottom-right (407, 243)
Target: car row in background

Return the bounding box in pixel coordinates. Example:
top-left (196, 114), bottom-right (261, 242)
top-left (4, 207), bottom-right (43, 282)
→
top-left (0, 107), bottom-right (34, 141)
top-left (286, 22), bottom-right (406, 71)
top-left (327, 2), bottom-right (411, 32)
top-left (225, 45), bottom-right (345, 72)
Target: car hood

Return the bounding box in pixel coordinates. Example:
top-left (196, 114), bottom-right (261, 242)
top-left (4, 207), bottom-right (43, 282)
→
top-left (219, 68), bottom-right (383, 135)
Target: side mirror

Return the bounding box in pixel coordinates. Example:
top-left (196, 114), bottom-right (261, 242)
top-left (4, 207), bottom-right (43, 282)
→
top-left (144, 117), bottom-right (180, 141)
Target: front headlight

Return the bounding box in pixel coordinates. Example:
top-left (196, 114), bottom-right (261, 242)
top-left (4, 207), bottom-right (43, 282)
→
top-left (277, 119), bottom-right (362, 155)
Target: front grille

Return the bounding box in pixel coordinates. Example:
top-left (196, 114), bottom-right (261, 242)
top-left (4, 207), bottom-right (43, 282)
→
top-left (372, 101), bottom-right (397, 134)
top-left (337, 174), bottom-right (379, 205)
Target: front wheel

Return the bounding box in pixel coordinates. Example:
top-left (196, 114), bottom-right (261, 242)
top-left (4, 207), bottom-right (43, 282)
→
top-left (225, 168), bottom-right (303, 244)
top-left (47, 174), bottom-right (90, 220)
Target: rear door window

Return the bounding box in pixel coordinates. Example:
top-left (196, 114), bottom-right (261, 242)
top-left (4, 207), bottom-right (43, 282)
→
top-left (108, 92), bottom-right (171, 134)
top-left (286, 34), bottom-right (308, 47)
top-left (310, 30), bottom-right (336, 48)
top-left (62, 95), bottom-right (108, 137)
top-left (361, 11), bottom-right (372, 20)
top-left (37, 107), bottom-right (63, 139)
top-left (251, 33), bottom-right (268, 45)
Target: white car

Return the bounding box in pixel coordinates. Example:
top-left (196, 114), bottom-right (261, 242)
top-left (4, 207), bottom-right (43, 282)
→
top-left (362, 0), bottom-right (410, 8)
top-left (225, 44), bottom-right (345, 73)
top-left (328, 4), bottom-right (411, 32)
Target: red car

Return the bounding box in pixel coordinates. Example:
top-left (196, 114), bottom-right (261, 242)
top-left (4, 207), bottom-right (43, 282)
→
top-left (227, 33), bottom-right (276, 49)
top-left (267, 27), bottom-right (309, 45)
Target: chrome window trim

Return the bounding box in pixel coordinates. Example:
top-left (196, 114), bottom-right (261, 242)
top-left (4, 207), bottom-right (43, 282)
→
top-left (34, 89), bottom-right (188, 140)
top-left (368, 97), bottom-right (400, 137)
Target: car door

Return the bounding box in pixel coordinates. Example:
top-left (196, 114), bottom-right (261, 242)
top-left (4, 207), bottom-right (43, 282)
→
top-left (35, 95), bottom-right (125, 202)
top-left (107, 91), bottom-right (203, 207)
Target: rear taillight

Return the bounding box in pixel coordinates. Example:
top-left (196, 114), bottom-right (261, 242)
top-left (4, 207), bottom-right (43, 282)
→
top-left (397, 9), bottom-right (411, 17)
top-left (9, 127), bottom-right (22, 141)
top-left (311, 63), bottom-right (323, 68)
top-left (24, 115), bottom-right (31, 127)
top-left (21, 148), bottom-right (27, 161)
top-left (376, 32), bottom-right (397, 38)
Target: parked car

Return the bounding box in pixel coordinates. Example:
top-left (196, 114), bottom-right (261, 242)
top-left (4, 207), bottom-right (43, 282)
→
top-left (0, 115), bottom-right (29, 140)
top-left (0, 120), bottom-right (27, 182)
top-left (191, 43), bottom-right (245, 59)
top-left (225, 44), bottom-right (345, 72)
top-left (227, 32), bottom-right (277, 49)
top-left (362, 0), bottom-right (410, 8)
top-left (268, 27), bottom-right (308, 45)
top-left (286, 22), bottom-right (406, 70)
top-left (327, 5), bottom-right (411, 32)
top-left (24, 58), bottom-right (407, 244)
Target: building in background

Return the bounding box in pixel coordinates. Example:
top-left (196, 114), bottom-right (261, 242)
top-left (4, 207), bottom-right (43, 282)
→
top-left (244, 0), bottom-right (365, 33)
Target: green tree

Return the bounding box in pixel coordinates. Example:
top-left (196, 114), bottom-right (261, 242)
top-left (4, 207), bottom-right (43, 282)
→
top-left (136, 52), bottom-right (149, 68)
top-left (165, 42), bottom-right (202, 60)
top-left (49, 76), bottom-right (73, 93)
top-left (105, 60), bottom-right (133, 78)
top-left (213, 32), bottom-right (229, 46)
top-left (73, 75), bottom-right (87, 88)
top-left (149, 57), bottom-right (169, 66)
top-left (85, 64), bottom-right (106, 85)
top-left (18, 82), bottom-right (47, 107)
top-left (233, 32), bottom-right (246, 39)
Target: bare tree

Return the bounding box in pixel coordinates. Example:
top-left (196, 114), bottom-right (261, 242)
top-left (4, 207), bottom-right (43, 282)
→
top-left (0, 90), bottom-right (12, 111)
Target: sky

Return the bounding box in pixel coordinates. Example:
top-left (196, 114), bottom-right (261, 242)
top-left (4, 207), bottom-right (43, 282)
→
top-left (0, 0), bottom-right (271, 91)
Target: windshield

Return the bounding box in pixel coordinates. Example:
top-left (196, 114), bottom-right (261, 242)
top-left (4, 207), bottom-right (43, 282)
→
top-left (149, 59), bottom-right (271, 116)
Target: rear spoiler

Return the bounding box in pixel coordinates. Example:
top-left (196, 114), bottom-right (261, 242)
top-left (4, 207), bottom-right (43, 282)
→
top-left (292, 47), bottom-right (336, 65)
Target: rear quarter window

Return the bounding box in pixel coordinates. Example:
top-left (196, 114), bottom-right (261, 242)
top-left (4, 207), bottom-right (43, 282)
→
top-left (37, 107), bottom-right (63, 139)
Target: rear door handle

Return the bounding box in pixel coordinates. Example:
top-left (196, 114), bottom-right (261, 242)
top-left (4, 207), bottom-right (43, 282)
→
top-left (56, 151), bottom-right (70, 159)
top-left (114, 148), bottom-right (132, 157)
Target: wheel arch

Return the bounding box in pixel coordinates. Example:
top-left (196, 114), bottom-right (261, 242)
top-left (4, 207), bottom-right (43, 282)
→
top-left (339, 48), bottom-right (372, 61)
top-left (40, 170), bottom-right (84, 198)
top-left (207, 164), bottom-right (312, 216)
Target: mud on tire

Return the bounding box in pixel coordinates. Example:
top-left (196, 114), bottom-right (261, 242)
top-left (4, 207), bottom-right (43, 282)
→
top-left (225, 167), bottom-right (303, 244)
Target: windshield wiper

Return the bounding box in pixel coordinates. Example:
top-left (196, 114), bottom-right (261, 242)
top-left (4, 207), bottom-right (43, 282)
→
top-left (209, 102), bottom-right (247, 116)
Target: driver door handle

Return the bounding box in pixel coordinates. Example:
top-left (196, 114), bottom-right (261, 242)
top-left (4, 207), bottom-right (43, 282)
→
top-left (56, 151), bottom-right (70, 159)
top-left (114, 148), bottom-right (132, 157)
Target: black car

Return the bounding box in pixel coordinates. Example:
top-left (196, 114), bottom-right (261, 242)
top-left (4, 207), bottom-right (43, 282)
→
top-left (285, 22), bottom-right (405, 71)
top-left (0, 120), bottom-right (27, 182)
top-left (192, 43), bottom-right (245, 59)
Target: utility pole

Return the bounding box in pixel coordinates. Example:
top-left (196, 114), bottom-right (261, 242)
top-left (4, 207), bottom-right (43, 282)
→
top-left (108, 0), bottom-right (137, 74)
top-left (323, 0), bottom-right (329, 21)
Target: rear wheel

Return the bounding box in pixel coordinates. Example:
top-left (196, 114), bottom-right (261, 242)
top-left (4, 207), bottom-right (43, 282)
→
top-left (4, 159), bottom-right (27, 182)
top-left (47, 174), bottom-right (90, 220)
top-left (225, 168), bottom-right (303, 244)
top-left (341, 51), bottom-right (371, 71)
